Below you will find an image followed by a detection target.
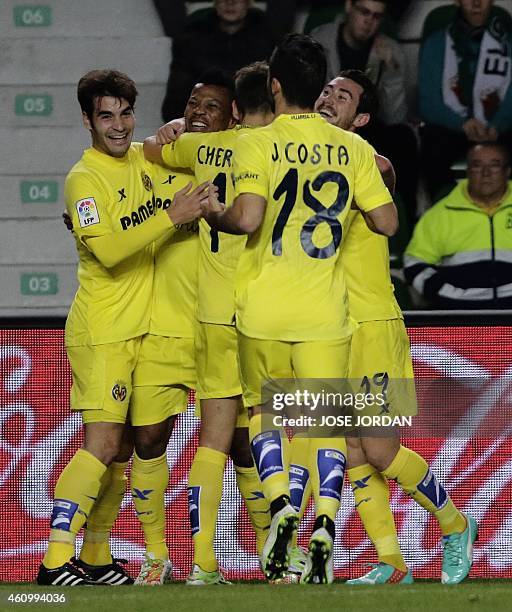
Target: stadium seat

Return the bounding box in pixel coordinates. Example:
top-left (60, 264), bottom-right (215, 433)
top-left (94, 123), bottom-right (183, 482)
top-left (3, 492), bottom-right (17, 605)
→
top-left (0, 84), bottom-right (164, 129)
top-left (0, 0), bottom-right (164, 37)
top-left (0, 38), bottom-right (169, 86)
top-left (0, 264), bottom-right (77, 315)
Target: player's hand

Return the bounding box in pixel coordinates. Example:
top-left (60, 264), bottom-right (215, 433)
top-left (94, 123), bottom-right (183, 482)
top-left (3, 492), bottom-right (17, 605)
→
top-left (62, 211), bottom-right (73, 231)
top-left (156, 118), bottom-right (186, 145)
top-left (201, 187), bottom-right (226, 218)
top-left (166, 181), bottom-right (211, 226)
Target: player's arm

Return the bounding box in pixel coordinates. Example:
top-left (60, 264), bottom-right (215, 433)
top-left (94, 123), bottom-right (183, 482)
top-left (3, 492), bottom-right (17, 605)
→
top-left (156, 118), bottom-right (186, 144)
top-left (204, 129), bottom-right (268, 234)
top-left (143, 117), bottom-right (186, 162)
top-left (203, 191), bottom-right (266, 235)
top-left (67, 173), bottom-right (209, 268)
top-left (375, 154), bottom-right (396, 195)
top-left (143, 136), bottom-right (164, 165)
top-left (144, 131), bottom-right (196, 171)
top-left (87, 182), bottom-right (209, 267)
top-left (361, 202), bottom-right (398, 237)
top-left (354, 142), bottom-right (398, 237)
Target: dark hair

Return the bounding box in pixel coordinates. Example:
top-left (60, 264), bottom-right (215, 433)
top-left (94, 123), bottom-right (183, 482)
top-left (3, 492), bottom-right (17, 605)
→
top-left (234, 61), bottom-right (272, 117)
top-left (196, 67), bottom-right (236, 103)
top-left (77, 69), bottom-right (138, 121)
top-left (269, 33), bottom-right (327, 108)
top-left (468, 141), bottom-right (511, 166)
top-left (338, 69), bottom-right (379, 117)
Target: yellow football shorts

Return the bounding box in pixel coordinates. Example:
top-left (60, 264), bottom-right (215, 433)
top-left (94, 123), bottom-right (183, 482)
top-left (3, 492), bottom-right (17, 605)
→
top-left (195, 322), bottom-right (242, 400)
top-left (195, 322), bottom-right (247, 427)
top-left (348, 318), bottom-right (417, 417)
top-left (237, 333), bottom-right (352, 408)
top-left (67, 337), bottom-right (142, 424)
top-left (130, 334), bottom-right (196, 426)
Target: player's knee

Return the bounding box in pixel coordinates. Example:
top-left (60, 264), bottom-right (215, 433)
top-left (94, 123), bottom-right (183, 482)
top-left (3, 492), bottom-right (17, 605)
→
top-left (83, 423), bottom-right (125, 465)
top-left (134, 425), bottom-right (171, 459)
top-left (198, 425), bottom-right (233, 454)
top-left (230, 429), bottom-right (253, 467)
top-left (84, 439), bottom-right (122, 466)
top-left (229, 427), bottom-right (252, 465)
top-left (363, 446), bottom-right (395, 472)
top-left (345, 436), bottom-right (367, 469)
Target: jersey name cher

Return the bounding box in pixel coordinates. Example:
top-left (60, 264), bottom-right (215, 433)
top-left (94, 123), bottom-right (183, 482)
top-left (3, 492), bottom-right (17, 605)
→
top-left (197, 145), bottom-right (233, 168)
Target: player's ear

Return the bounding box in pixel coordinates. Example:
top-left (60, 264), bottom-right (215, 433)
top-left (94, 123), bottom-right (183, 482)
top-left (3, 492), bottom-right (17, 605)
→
top-left (270, 77), bottom-right (281, 97)
top-left (82, 111), bottom-right (92, 131)
top-left (353, 113), bottom-right (370, 129)
top-left (232, 100), bottom-right (241, 123)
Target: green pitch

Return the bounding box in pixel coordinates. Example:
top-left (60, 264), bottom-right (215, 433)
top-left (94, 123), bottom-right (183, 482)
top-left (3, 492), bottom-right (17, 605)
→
top-left (1, 581), bottom-right (510, 612)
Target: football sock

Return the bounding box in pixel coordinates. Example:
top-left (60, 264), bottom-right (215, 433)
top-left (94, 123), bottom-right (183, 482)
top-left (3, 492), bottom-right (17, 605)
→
top-left (289, 435), bottom-right (312, 517)
top-left (234, 465), bottom-right (270, 557)
top-left (348, 463), bottom-right (406, 572)
top-left (131, 452), bottom-right (170, 561)
top-left (310, 438), bottom-right (346, 522)
top-left (188, 446), bottom-right (227, 572)
top-left (289, 435), bottom-right (312, 548)
top-left (43, 449), bottom-right (106, 569)
top-left (80, 460), bottom-right (129, 566)
top-left (382, 445), bottom-right (466, 536)
top-left (249, 413), bottom-right (290, 504)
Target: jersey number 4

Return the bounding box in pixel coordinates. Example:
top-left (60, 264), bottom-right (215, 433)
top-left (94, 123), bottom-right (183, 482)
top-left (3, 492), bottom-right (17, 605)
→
top-left (272, 168), bottom-right (349, 259)
top-left (210, 172), bottom-right (227, 253)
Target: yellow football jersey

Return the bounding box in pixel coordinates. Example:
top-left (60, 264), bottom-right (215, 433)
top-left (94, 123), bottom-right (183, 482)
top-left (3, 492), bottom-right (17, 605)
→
top-left (149, 164), bottom-right (198, 338)
top-left (232, 113), bottom-right (391, 341)
top-left (161, 128), bottom-right (246, 325)
top-left (65, 143), bottom-right (159, 346)
top-left (342, 210), bottom-right (402, 322)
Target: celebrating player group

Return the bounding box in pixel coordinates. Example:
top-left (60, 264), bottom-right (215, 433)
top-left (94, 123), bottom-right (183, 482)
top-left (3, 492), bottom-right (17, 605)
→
top-left (36, 34), bottom-right (477, 588)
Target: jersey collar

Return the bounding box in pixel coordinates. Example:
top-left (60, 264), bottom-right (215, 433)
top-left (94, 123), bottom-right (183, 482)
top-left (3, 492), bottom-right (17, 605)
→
top-left (275, 112), bottom-right (322, 122)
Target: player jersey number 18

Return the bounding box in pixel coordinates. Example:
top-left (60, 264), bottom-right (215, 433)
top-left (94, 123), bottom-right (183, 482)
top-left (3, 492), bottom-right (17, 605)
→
top-left (272, 168), bottom-right (349, 259)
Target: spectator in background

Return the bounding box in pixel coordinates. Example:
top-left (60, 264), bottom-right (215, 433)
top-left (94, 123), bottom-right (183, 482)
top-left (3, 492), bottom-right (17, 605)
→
top-left (404, 142), bottom-right (512, 309)
top-left (160, 0), bottom-right (295, 122)
top-left (303, 0), bottom-right (414, 32)
top-left (310, 0), bottom-right (419, 227)
top-left (418, 0), bottom-right (512, 201)
top-left (153, 0), bottom-right (187, 38)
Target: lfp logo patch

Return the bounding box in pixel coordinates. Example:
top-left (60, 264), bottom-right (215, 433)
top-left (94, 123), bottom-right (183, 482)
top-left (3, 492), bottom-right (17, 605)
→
top-left (76, 197), bottom-right (100, 228)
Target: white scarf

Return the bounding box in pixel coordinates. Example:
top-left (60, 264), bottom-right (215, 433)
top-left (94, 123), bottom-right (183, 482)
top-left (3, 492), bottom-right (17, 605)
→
top-left (442, 27), bottom-right (511, 125)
